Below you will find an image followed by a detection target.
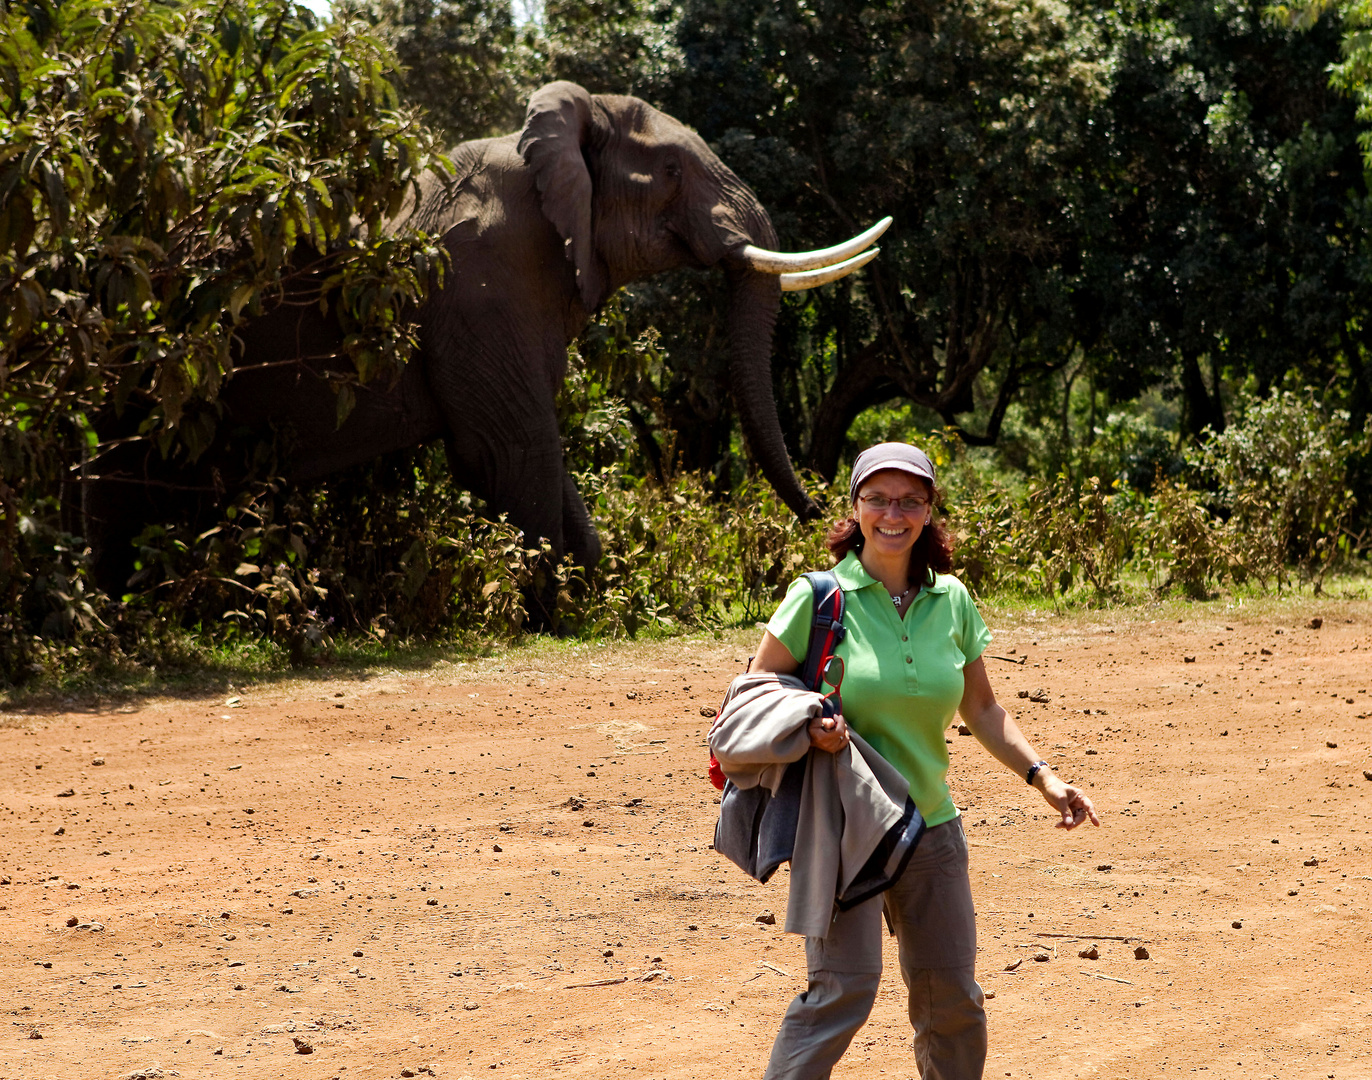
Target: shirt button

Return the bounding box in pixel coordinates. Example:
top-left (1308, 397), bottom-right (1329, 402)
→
top-left (902, 636), bottom-right (909, 642)
top-left (906, 656), bottom-right (913, 664)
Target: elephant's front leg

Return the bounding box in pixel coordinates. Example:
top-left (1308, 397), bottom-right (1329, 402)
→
top-left (435, 371), bottom-right (594, 625)
top-left (451, 429), bottom-right (569, 557)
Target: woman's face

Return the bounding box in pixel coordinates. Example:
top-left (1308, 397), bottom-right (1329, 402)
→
top-left (855, 470), bottom-right (933, 563)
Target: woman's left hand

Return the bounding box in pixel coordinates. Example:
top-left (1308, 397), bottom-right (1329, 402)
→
top-left (808, 712), bottom-right (851, 754)
top-left (1035, 772), bottom-right (1100, 830)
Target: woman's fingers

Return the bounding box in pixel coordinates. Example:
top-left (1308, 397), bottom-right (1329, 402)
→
top-left (808, 714), bottom-right (850, 753)
top-left (1052, 787), bottom-right (1100, 830)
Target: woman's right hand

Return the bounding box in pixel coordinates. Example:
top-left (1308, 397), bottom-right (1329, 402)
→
top-left (809, 712), bottom-right (851, 754)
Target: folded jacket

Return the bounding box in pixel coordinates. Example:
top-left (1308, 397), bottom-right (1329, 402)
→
top-left (709, 671), bottom-right (925, 938)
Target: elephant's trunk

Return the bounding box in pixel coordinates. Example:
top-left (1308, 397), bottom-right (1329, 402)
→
top-left (725, 263), bottom-right (820, 522)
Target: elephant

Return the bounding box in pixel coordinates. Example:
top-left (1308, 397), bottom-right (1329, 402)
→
top-left (82, 80), bottom-right (888, 604)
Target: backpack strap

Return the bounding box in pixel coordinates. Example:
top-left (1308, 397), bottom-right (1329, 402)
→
top-left (799, 570), bottom-right (846, 692)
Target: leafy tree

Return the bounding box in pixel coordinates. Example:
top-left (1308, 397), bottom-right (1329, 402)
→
top-left (533, 0), bottom-right (680, 95)
top-left (1084, 0), bottom-right (1365, 439)
top-left (358, 0), bottom-right (680, 145)
top-left (0, 0), bottom-right (445, 677)
top-left (353, 0), bottom-right (526, 141)
top-left (655, 0), bottom-right (1112, 479)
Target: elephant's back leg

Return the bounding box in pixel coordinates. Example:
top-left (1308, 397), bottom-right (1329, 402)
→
top-left (226, 301), bottom-right (445, 479)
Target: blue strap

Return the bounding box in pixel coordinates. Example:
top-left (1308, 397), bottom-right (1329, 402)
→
top-left (799, 570), bottom-right (846, 692)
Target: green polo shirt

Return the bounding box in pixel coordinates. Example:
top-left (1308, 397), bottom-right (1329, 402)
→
top-left (766, 551), bottom-right (992, 827)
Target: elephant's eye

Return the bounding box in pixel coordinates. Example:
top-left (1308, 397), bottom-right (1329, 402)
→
top-left (663, 159), bottom-right (682, 182)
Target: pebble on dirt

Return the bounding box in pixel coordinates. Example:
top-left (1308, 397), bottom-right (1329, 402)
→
top-left (1232, 921), bottom-right (1243, 929)
top-left (292, 1036), bottom-right (314, 1054)
top-left (1308, 617), bottom-right (1323, 629)
top-left (755, 911), bottom-right (776, 925)
top-left (1079, 946), bottom-right (1099, 960)
top-left (1134, 946), bottom-right (1150, 960)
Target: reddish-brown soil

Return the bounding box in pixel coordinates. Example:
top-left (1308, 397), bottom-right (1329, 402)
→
top-left (2, 602), bottom-right (1370, 1080)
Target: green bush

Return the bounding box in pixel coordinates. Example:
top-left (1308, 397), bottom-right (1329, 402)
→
top-left (0, 0), bottom-right (446, 681)
top-left (5, 380), bottom-right (1369, 687)
top-left (1186, 387), bottom-right (1372, 593)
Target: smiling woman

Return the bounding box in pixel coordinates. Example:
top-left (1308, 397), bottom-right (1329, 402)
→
top-left (748, 440), bottom-right (1100, 1080)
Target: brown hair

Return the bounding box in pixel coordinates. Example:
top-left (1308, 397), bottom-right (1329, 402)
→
top-left (825, 485), bottom-right (955, 585)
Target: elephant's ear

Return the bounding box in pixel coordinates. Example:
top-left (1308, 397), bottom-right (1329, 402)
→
top-left (517, 81), bottom-right (606, 310)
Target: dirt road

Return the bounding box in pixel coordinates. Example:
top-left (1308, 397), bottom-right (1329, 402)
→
top-left (2, 602), bottom-right (1370, 1079)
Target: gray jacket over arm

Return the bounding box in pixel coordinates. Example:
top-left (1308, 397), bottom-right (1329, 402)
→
top-left (709, 671), bottom-right (925, 939)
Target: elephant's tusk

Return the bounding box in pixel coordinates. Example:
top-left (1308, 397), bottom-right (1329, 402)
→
top-left (779, 247), bottom-right (880, 291)
top-left (738, 217), bottom-right (892, 274)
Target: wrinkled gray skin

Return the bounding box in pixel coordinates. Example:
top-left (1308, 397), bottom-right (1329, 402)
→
top-left (222, 80), bottom-right (817, 571)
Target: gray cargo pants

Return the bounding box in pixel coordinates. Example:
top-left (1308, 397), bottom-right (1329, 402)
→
top-left (762, 818), bottom-right (987, 1080)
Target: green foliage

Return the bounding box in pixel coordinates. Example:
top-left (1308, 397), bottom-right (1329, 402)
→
top-left (353, 0), bottom-right (525, 141)
top-left (946, 387), bottom-right (1372, 603)
top-left (5, 0), bottom-right (1372, 688)
top-left (6, 385), bottom-right (1369, 686)
top-left (1186, 386), bottom-right (1372, 591)
top-left (0, 0), bottom-right (444, 425)
top-left (574, 467), bottom-right (832, 635)
top-left (0, 0), bottom-right (448, 679)
top-left (1269, 0), bottom-right (1372, 166)
top-left (351, 0), bottom-right (680, 145)
top-left (1132, 477), bottom-right (1234, 600)
top-left (557, 293), bottom-right (665, 477)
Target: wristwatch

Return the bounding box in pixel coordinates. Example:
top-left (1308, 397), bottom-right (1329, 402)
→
top-left (1025, 761), bottom-right (1050, 786)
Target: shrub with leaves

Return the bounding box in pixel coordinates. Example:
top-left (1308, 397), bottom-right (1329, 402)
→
top-left (1130, 477), bottom-right (1231, 599)
top-left (0, 0), bottom-right (446, 679)
top-left (1187, 387), bottom-right (1372, 592)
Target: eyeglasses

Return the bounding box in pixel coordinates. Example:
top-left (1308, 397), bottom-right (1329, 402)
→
top-left (858, 494), bottom-right (930, 513)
